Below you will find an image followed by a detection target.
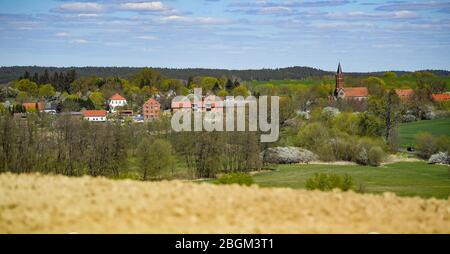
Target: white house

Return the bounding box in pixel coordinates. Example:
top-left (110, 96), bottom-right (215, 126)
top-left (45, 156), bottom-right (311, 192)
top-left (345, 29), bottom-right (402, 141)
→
top-left (82, 110), bottom-right (107, 122)
top-left (109, 93), bottom-right (127, 113)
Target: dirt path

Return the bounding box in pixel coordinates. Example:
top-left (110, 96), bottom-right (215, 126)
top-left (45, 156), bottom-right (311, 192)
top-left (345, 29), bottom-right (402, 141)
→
top-left (1, 173), bottom-right (449, 234)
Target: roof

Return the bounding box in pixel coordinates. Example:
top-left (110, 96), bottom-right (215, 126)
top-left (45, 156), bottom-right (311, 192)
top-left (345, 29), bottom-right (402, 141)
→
top-left (342, 87), bottom-right (368, 97)
top-left (144, 98), bottom-right (160, 105)
top-left (109, 93), bottom-right (126, 101)
top-left (395, 89), bottom-right (414, 97)
top-left (337, 63), bottom-right (342, 74)
top-left (22, 103), bottom-right (37, 110)
top-left (431, 94), bottom-right (450, 102)
top-left (82, 110), bottom-right (107, 117)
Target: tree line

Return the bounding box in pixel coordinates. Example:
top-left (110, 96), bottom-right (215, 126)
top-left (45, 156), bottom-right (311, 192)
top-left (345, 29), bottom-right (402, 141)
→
top-left (0, 114), bottom-right (262, 180)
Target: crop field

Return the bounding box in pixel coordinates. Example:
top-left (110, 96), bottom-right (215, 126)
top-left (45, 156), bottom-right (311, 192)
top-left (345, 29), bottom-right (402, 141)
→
top-left (1, 173), bottom-right (449, 233)
top-left (253, 162), bottom-right (450, 199)
top-left (399, 118), bottom-right (450, 148)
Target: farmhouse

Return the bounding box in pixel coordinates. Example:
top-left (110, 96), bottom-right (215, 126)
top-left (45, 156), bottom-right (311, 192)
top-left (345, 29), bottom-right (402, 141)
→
top-left (143, 98), bottom-right (161, 121)
top-left (82, 110), bottom-right (107, 122)
top-left (395, 89), bottom-right (414, 101)
top-left (172, 94), bottom-right (224, 113)
top-left (108, 93), bottom-right (127, 113)
top-left (22, 101), bottom-right (45, 112)
top-left (333, 63), bottom-right (369, 101)
top-left (431, 93), bottom-right (450, 102)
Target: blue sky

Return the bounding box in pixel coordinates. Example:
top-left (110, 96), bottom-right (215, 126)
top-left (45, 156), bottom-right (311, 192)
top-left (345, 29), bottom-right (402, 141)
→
top-left (0, 0), bottom-right (449, 72)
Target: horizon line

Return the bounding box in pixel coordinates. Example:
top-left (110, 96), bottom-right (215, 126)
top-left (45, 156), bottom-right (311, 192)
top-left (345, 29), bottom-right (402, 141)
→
top-left (1, 65), bottom-right (449, 74)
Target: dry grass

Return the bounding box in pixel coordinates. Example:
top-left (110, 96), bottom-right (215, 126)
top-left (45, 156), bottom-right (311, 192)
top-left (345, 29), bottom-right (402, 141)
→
top-left (1, 173), bottom-right (450, 234)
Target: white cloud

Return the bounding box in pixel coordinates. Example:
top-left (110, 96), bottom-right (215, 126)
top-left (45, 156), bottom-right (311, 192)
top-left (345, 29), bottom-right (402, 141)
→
top-left (55, 32), bottom-right (71, 37)
top-left (120, 2), bottom-right (167, 11)
top-left (258, 6), bottom-right (291, 14)
top-left (161, 15), bottom-right (233, 25)
top-left (393, 11), bottom-right (416, 19)
top-left (73, 39), bottom-right (89, 44)
top-left (78, 13), bottom-right (99, 18)
top-left (53, 2), bottom-right (104, 13)
top-left (326, 10), bottom-right (417, 20)
top-left (136, 35), bottom-right (158, 40)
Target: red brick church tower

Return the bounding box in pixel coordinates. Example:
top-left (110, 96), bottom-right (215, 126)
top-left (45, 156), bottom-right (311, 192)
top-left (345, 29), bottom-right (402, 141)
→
top-left (334, 63), bottom-right (344, 96)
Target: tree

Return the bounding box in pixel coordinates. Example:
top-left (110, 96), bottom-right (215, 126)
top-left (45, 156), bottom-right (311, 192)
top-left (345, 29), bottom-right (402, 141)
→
top-left (363, 77), bottom-right (386, 97)
top-left (38, 84), bottom-right (56, 99)
top-left (368, 90), bottom-right (401, 148)
top-left (232, 86), bottom-right (249, 97)
top-left (383, 72), bottom-right (397, 78)
top-left (217, 89), bottom-right (228, 97)
top-left (414, 132), bottom-right (438, 159)
top-left (13, 79), bottom-right (38, 97)
top-left (132, 68), bottom-right (163, 88)
top-left (89, 91), bottom-right (105, 109)
top-left (39, 69), bottom-right (50, 84)
top-left (137, 138), bottom-right (175, 180)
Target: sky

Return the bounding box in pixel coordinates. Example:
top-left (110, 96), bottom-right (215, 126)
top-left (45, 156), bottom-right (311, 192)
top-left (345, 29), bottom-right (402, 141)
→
top-left (0, 0), bottom-right (449, 72)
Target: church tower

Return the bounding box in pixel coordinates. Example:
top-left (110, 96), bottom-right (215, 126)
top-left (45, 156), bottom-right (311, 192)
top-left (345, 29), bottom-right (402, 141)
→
top-left (334, 63), bottom-right (344, 96)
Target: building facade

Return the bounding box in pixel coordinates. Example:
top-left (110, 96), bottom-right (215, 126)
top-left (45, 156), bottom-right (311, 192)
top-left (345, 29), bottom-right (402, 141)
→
top-left (82, 110), bottom-right (107, 122)
top-left (333, 63), bottom-right (369, 101)
top-left (108, 93), bottom-right (127, 113)
top-left (143, 98), bottom-right (161, 121)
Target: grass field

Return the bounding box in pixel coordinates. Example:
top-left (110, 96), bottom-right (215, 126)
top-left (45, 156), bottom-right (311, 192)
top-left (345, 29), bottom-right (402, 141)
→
top-left (246, 76), bottom-right (450, 90)
top-left (252, 162), bottom-right (450, 199)
top-left (399, 118), bottom-right (450, 147)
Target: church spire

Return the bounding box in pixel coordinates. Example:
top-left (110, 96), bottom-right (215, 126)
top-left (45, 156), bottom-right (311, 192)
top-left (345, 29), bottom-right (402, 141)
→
top-left (335, 62), bottom-right (344, 95)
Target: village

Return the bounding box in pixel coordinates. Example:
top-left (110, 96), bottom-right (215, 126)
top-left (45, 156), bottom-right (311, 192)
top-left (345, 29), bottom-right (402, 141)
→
top-left (3, 64), bottom-right (449, 125)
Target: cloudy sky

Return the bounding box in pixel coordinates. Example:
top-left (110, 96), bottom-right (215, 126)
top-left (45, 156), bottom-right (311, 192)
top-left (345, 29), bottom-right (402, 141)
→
top-left (0, 0), bottom-right (449, 71)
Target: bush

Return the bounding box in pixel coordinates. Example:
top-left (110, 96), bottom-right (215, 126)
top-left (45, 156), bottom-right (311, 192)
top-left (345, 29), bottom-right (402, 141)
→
top-left (368, 146), bottom-right (386, 166)
top-left (414, 132), bottom-right (438, 159)
top-left (353, 137), bottom-right (387, 165)
top-left (305, 173), bottom-right (354, 192)
top-left (216, 173), bottom-right (254, 186)
top-left (428, 152), bottom-right (450, 165)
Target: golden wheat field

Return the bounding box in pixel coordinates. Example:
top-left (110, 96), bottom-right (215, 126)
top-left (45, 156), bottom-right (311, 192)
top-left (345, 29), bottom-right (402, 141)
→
top-left (0, 173), bottom-right (449, 234)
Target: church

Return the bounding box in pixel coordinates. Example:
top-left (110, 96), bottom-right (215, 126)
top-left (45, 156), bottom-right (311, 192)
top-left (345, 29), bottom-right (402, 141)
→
top-left (333, 63), bottom-right (368, 101)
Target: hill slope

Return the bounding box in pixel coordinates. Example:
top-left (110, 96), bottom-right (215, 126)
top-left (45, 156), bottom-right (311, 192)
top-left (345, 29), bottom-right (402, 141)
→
top-left (0, 173), bottom-right (449, 233)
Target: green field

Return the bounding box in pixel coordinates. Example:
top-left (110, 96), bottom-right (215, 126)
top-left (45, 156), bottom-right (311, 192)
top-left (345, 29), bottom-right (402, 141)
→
top-left (252, 162), bottom-right (450, 199)
top-left (245, 75), bottom-right (450, 92)
top-left (399, 118), bottom-right (450, 147)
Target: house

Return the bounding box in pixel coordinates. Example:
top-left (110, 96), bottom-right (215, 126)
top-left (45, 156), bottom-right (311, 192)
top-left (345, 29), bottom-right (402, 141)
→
top-left (431, 93), bottom-right (450, 102)
top-left (395, 89), bottom-right (414, 101)
top-left (82, 110), bottom-right (107, 122)
top-left (22, 101), bottom-right (45, 112)
top-left (171, 94), bottom-right (224, 113)
top-left (333, 63), bottom-right (369, 101)
top-left (108, 93), bottom-right (127, 113)
top-left (143, 98), bottom-right (161, 121)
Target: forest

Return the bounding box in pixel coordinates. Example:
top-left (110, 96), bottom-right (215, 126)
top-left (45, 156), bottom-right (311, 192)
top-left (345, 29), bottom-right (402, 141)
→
top-left (1, 66), bottom-right (450, 84)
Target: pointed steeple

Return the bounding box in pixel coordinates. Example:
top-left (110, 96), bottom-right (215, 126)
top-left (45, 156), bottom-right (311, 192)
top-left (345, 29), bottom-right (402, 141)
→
top-left (335, 62), bottom-right (344, 95)
top-left (337, 62), bottom-right (342, 74)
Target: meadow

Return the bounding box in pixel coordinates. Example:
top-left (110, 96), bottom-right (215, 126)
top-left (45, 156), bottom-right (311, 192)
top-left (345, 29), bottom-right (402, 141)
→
top-left (245, 75), bottom-right (450, 91)
top-left (399, 118), bottom-right (450, 147)
top-left (252, 162), bottom-right (450, 199)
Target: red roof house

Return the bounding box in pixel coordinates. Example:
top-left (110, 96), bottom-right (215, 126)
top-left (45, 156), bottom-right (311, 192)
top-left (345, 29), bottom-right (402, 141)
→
top-left (109, 93), bottom-right (126, 101)
top-left (431, 93), bottom-right (450, 102)
top-left (395, 89), bottom-right (415, 101)
top-left (82, 110), bottom-right (107, 122)
top-left (342, 87), bottom-right (369, 98)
